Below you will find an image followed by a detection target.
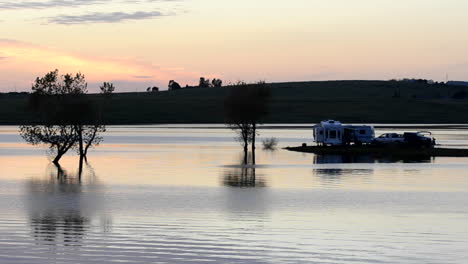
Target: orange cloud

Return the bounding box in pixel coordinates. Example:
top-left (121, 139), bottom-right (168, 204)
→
top-left (0, 39), bottom-right (203, 92)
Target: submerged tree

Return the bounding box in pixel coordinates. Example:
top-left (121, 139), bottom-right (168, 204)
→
top-left (20, 70), bottom-right (105, 165)
top-left (21, 125), bottom-right (77, 164)
top-left (68, 96), bottom-right (105, 170)
top-left (224, 81), bottom-right (271, 164)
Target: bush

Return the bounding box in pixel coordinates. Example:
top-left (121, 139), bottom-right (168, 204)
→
top-left (262, 137), bottom-right (278, 150)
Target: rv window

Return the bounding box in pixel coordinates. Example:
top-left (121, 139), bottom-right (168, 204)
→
top-left (319, 131), bottom-right (323, 135)
top-left (329, 130), bottom-right (337, 139)
top-left (360, 130), bottom-right (366, 135)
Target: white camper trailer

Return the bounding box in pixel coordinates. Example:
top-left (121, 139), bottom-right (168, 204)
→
top-left (343, 125), bottom-right (375, 145)
top-left (313, 120), bottom-right (344, 146)
top-left (313, 120), bottom-right (374, 146)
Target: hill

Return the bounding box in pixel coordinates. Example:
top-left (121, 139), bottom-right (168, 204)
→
top-left (1, 80), bottom-right (468, 124)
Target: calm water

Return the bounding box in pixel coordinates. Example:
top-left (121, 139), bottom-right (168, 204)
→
top-left (1, 125), bottom-right (468, 263)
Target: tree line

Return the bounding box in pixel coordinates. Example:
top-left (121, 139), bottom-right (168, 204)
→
top-left (147, 77), bottom-right (223, 92)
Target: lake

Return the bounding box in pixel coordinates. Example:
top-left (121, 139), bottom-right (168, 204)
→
top-left (1, 124), bottom-right (468, 263)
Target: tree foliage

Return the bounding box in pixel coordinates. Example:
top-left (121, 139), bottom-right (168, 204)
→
top-left (32, 69), bottom-right (87, 95)
top-left (168, 80), bottom-right (181, 90)
top-left (212, 78), bottom-right (223, 88)
top-left (199, 77), bottom-right (210, 88)
top-left (224, 81), bottom-right (271, 164)
top-left (20, 125), bottom-right (77, 164)
top-left (100, 82), bottom-right (115, 95)
top-left (20, 69), bottom-right (106, 165)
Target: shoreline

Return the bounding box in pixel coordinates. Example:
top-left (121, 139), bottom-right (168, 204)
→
top-left (285, 145), bottom-right (468, 158)
top-left (3, 124), bottom-right (468, 129)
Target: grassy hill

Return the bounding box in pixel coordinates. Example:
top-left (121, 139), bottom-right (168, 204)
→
top-left (1, 80), bottom-right (468, 124)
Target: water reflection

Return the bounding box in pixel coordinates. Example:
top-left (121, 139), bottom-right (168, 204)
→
top-left (312, 154), bottom-right (374, 185)
top-left (312, 153), bottom-right (435, 186)
top-left (221, 166), bottom-right (270, 227)
top-left (222, 167), bottom-right (266, 188)
top-left (313, 153), bottom-right (433, 164)
top-left (26, 163), bottom-right (109, 246)
top-left (314, 168), bottom-right (374, 178)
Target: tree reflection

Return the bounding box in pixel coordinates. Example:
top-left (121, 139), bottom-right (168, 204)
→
top-left (222, 167), bottom-right (266, 188)
top-left (27, 163), bottom-right (109, 246)
top-left (221, 165), bottom-right (270, 224)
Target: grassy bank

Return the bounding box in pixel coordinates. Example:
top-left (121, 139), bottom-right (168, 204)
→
top-left (2, 80), bottom-right (468, 125)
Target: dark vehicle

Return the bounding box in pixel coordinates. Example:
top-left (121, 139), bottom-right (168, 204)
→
top-left (403, 131), bottom-right (436, 147)
top-left (373, 133), bottom-right (405, 145)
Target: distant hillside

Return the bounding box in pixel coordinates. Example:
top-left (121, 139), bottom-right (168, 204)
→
top-left (2, 80), bottom-right (468, 124)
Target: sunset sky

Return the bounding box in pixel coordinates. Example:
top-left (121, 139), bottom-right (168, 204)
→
top-left (1, 0), bottom-right (468, 92)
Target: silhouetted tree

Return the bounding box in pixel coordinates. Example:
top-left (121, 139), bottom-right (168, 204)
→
top-left (168, 80), bottom-right (181, 90)
top-left (224, 81), bottom-right (271, 164)
top-left (66, 94), bottom-right (100, 168)
top-left (100, 82), bottom-right (115, 95)
top-left (146, 86), bottom-right (159, 92)
top-left (21, 125), bottom-right (77, 164)
top-left (31, 69), bottom-right (87, 95)
top-left (21, 70), bottom-right (86, 164)
top-left (212, 78), bottom-right (223, 88)
top-left (20, 70), bottom-right (105, 166)
top-left (199, 77), bottom-right (210, 88)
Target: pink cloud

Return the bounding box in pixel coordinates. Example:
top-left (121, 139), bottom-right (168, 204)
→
top-left (0, 39), bottom-right (203, 92)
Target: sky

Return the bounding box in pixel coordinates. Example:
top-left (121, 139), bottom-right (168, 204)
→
top-left (1, 0), bottom-right (468, 92)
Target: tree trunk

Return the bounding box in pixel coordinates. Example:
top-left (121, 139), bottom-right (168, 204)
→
top-left (77, 125), bottom-right (84, 159)
top-left (55, 163), bottom-right (64, 179)
top-left (251, 167), bottom-right (256, 187)
top-left (251, 123), bottom-right (256, 165)
top-left (53, 150), bottom-right (65, 165)
top-left (243, 141), bottom-right (248, 165)
top-left (78, 154), bottom-right (84, 181)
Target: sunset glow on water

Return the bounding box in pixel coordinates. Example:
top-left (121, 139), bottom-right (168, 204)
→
top-left (0, 125), bottom-right (467, 263)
